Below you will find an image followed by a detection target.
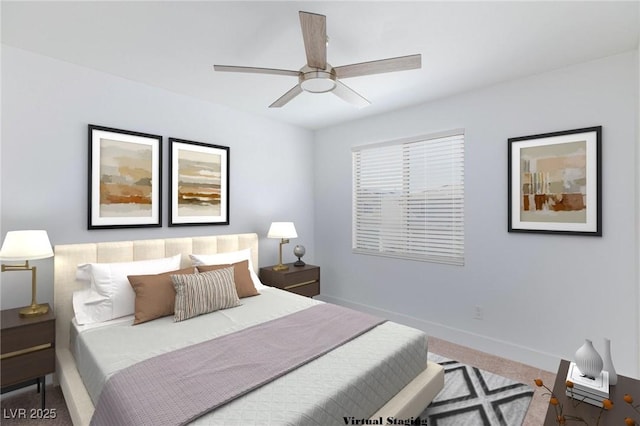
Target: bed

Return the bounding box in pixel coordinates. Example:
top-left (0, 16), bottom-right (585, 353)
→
top-left (53, 233), bottom-right (444, 425)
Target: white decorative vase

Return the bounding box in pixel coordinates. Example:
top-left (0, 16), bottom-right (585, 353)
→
top-left (602, 338), bottom-right (618, 385)
top-left (574, 339), bottom-right (603, 380)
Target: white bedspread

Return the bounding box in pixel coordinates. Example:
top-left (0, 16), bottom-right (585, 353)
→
top-left (72, 288), bottom-right (428, 425)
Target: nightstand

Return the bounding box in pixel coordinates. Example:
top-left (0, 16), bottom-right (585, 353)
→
top-left (1, 304), bottom-right (55, 409)
top-left (544, 359), bottom-right (640, 425)
top-left (259, 264), bottom-right (320, 297)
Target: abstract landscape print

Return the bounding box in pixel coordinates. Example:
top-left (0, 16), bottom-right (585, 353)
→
top-left (169, 138), bottom-right (229, 226)
top-left (508, 126), bottom-right (601, 236)
top-left (89, 125), bottom-right (162, 229)
top-left (520, 140), bottom-right (587, 223)
top-left (100, 139), bottom-right (153, 216)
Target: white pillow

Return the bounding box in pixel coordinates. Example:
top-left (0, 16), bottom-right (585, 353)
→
top-left (73, 254), bottom-right (182, 325)
top-left (72, 288), bottom-right (110, 325)
top-left (189, 248), bottom-right (265, 289)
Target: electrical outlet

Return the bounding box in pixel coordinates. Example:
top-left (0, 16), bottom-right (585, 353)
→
top-left (474, 305), bottom-right (483, 320)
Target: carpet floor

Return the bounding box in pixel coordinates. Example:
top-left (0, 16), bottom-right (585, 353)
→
top-left (0, 354), bottom-right (534, 426)
top-left (0, 385), bottom-right (71, 426)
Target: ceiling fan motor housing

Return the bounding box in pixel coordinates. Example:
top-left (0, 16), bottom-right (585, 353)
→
top-left (299, 66), bottom-right (337, 93)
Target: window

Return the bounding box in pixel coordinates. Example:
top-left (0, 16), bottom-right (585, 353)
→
top-left (352, 130), bottom-right (464, 265)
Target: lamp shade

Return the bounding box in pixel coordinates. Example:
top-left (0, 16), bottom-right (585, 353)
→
top-left (0, 230), bottom-right (54, 261)
top-left (267, 222), bottom-right (298, 239)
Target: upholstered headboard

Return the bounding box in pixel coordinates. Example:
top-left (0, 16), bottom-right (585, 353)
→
top-left (53, 233), bottom-right (259, 351)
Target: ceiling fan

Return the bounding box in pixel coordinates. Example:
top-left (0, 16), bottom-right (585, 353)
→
top-left (214, 11), bottom-right (421, 108)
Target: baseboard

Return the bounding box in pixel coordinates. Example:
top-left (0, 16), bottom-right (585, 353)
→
top-left (317, 294), bottom-right (560, 373)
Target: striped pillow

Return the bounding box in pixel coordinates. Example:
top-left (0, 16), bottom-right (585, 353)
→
top-left (171, 267), bottom-right (240, 322)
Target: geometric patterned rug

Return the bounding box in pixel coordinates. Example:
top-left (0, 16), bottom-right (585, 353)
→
top-left (420, 354), bottom-right (534, 426)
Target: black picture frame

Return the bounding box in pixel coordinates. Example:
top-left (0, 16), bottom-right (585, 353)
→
top-left (508, 126), bottom-right (602, 236)
top-left (168, 138), bottom-right (230, 226)
top-left (88, 125), bottom-right (162, 229)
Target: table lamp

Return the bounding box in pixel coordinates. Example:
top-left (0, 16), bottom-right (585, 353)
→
top-left (0, 230), bottom-right (54, 317)
top-left (267, 222), bottom-right (297, 271)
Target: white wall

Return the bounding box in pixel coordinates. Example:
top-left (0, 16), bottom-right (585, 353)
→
top-left (3, 44), bottom-right (639, 377)
top-left (0, 46), bottom-right (316, 310)
top-left (314, 50), bottom-right (639, 377)
top-left (637, 23), bottom-right (640, 375)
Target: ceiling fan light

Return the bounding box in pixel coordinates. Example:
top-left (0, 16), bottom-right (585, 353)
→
top-left (300, 70), bottom-right (336, 93)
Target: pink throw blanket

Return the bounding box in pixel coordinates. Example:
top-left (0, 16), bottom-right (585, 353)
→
top-left (90, 303), bottom-right (385, 426)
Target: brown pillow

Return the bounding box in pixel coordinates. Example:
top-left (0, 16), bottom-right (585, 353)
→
top-left (128, 267), bottom-right (195, 325)
top-left (196, 260), bottom-right (259, 298)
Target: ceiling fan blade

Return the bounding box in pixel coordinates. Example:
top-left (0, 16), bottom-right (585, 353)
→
top-left (214, 65), bottom-right (299, 77)
top-left (299, 11), bottom-right (327, 69)
top-left (332, 80), bottom-right (370, 108)
top-left (334, 54), bottom-right (421, 79)
top-left (269, 85), bottom-right (303, 108)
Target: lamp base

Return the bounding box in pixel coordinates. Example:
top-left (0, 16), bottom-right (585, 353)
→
top-left (272, 263), bottom-right (289, 272)
top-left (19, 304), bottom-right (49, 317)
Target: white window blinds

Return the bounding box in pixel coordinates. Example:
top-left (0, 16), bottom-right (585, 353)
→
top-left (352, 130), bottom-right (464, 265)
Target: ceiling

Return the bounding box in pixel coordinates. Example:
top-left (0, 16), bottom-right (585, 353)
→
top-left (2, 1), bottom-right (639, 130)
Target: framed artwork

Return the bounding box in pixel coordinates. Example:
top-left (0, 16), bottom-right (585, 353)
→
top-left (88, 125), bottom-right (162, 229)
top-left (508, 126), bottom-right (602, 236)
top-left (169, 138), bottom-right (229, 226)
